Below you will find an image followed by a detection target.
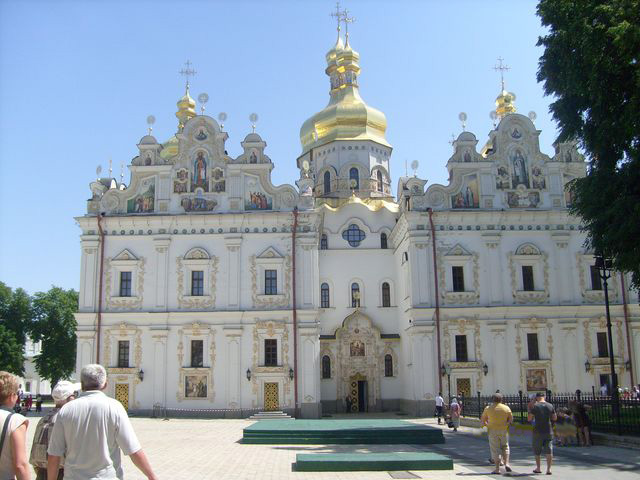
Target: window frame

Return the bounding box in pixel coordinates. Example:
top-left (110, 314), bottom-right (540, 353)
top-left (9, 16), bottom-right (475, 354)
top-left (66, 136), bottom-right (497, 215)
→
top-left (264, 269), bottom-right (278, 295)
top-left (320, 282), bottom-right (330, 308)
top-left (349, 167), bottom-right (360, 190)
top-left (455, 335), bottom-right (468, 362)
top-left (191, 270), bottom-right (204, 296)
top-left (320, 234), bottom-right (328, 250)
top-left (384, 354), bottom-right (393, 377)
top-left (117, 340), bottom-right (130, 368)
top-left (119, 271), bottom-right (132, 297)
top-left (264, 338), bottom-right (278, 366)
top-left (321, 355), bottom-right (331, 379)
top-left (590, 265), bottom-right (603, 291)
top-left (190, 339), bottom-right (204, 367)
top-left (596, 332), bottom-right (609, 358)
top-left (451, 266), bottom-right (465, 292)
top-left (381, 282), bottom-right (391, 307)
top-left (522, 265), bottom-right (535, 291)
top-left (380, 232), bottom-right (388, 249)
top-left (323, 170), bottom-right (331, 195)
top-left (351, 282), bottom-right (361, 308)
top-left (527, 332), bottom-right (540, 361)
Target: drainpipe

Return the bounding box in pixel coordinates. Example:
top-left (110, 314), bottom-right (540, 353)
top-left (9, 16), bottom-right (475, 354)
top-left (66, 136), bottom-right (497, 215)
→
top-left (96, 213), bottom-right (106, 364)
top-left (427, 209), bottom-right (443, 393)
top-left (292, 207), bottom-right (299, 416)
top-left (620, 273), bottom-right (634, 386)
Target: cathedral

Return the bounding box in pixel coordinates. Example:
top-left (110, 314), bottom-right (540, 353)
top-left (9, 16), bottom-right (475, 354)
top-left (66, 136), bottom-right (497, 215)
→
top-left (74, 21), bottom-right (639, 418)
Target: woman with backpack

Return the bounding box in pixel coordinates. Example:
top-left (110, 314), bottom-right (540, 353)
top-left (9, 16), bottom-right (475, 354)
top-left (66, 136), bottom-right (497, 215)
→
top-left (0, 371), bottom-right (31, 479)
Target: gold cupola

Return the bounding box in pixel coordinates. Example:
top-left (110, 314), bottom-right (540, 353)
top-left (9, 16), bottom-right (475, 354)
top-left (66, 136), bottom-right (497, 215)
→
top-left (495, 89), bottom-right (517, 118)
top-left (299, 32), bottom-right (390, 154)
top-left (176, 84), bottom-right (197, 131)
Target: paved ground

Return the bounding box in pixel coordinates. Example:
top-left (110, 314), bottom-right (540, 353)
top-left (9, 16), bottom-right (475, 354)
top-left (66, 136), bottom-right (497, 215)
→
top-left (21, 410), bottom-right (640, 479)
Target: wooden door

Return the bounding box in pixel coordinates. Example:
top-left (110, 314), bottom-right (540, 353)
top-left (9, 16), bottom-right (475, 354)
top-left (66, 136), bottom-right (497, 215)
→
top-left (264, 382), bottom-right (279, 411)
top-left (115, 383), bottom-right (129, 410)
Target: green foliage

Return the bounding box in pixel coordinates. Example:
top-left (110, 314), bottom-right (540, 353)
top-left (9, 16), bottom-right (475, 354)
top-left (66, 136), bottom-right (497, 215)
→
top-left (0, 325), bottom-right (24, 376)
top-left (537, 0), bottom-right (640, 289)
top-left (31, 287), bottom-right (78, 386)
top-left (0, 281), bottom-right (32, 346)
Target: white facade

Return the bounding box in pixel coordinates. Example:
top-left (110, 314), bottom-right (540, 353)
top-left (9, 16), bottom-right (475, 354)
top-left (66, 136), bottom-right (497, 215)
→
top-left (19, 340), bottom-right (52, 396)
top-left (74, 35), bottom-right (639, 418)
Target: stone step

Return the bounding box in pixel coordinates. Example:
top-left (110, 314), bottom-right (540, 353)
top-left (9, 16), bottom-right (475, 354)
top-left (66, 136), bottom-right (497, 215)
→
top-left (248, 411), bottom-right (293, 420)
top-left (294, 452), bottom-right (454, 472)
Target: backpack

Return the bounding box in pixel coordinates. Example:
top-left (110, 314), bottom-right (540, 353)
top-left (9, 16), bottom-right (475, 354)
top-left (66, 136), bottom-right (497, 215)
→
top-left (30, 410), bottom-right (59, 468)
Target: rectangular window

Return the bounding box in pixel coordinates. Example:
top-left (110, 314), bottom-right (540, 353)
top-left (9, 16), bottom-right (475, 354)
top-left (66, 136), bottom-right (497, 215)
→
top-left (191, 270), bottom-right (204, 296)
top-left (527, 333), bottom-right (540, 360)
top-left (264, 270), bottom-right (277, 295)
top-left (452, 266), bottom-right (465, 292)
top-left (117, 340), bottom-right (130, 368)
top-left (191, 340), bottom-right (204, 367)
top-left (455, 335), bottom-right (468, 362)
top-left (264, 339), bottom-right (277, 366)
top-left (590, 265), bottom-right (602, 290)
top-left (597, 332), bottom-right (609, 358)
top-left (522, 265), bottom-right (535, 291)
top-left (119, 271), bottom-right (132, 297)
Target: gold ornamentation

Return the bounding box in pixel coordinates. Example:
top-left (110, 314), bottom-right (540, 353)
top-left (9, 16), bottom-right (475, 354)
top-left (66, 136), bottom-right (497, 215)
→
top-left (508, 249), bottom-right (549, 304)
top-left (176, 255), bottom-right (219, 309)
top-left (104, 257), bottom-right (146, 310)
top-left (176, 325), bottom-right (216, 402)
top-left (438, 246), bottom-right (480, 305)
top-left (249, 250), bottom-right (292, 308)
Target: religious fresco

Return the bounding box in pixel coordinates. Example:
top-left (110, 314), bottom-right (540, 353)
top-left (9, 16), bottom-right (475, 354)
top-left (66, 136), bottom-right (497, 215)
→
top-left (181, 196), bottom-right (217, 212)
top-left (174, 168), bottom-right (188, 193)
top-left (463, 150), bottom-right (472, 163)
top-left (507, 191), bottom-right (540, 208)
top-left (185, 374), bottom-right (207, 398)
top-left (191, 151), bottom-right (209, 192)
top-left (126, 177), bottom-right (155, 213)
top-left (212, 168), bottom-right (225, 193)
top-left (496, 166), bottom-right (510, 190)
top-left (511, 149), bottom-right (530, 188)
top-left (249, 150), bottom-right (258, 164)
top-left (244, 176), bottom-right (272, 210)
top-left (451, 174), bottom-right (479, 208)
top-left (564, 181), bottom-right (575, 207)
top-left (531, 165), bottom-right (546, 190)
top-left (511, 127), bottom-right (522, 139)
top-left (526, 369), bottom-right (547, 391)
top-left (350, 340), bottom-right (365, 357)
top-left (195, 128), bottom-right (208, 141)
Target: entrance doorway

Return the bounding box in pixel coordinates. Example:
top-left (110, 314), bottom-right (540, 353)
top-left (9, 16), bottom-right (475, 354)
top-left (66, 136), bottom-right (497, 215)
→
top-left (456, 378), bottom-right (471, 399)
top-left (115, 384), bottom-right (129, 411)
top-left (264, 382), bottom-right (279, 411)
top-left (349, 374), bottom-right (368, 412)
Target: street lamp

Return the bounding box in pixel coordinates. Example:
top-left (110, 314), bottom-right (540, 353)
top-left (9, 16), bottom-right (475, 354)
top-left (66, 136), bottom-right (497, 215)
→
top-left (595, 252), bottom-right (620, 427)
top-left (482, 363), bottom-right (489, 376)
top-left (137, 369), bottom-right (144, 382)
top-left (584, 359), bottom-right (591, 373)
top-left (289, 367), bottom-right (295, 380)
top-left (440, 363), bottom-right (452, 403)
top-left (246, 368), bottom-right (252, 381)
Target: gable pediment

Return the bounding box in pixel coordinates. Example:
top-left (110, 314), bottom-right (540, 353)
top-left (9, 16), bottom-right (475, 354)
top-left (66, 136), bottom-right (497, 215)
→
top-left (257, 246), bottom-right (283, 259)
top-left (113, 249), bottom-right (138, 261)
top-left (445, 244), bottom-right (472, 257)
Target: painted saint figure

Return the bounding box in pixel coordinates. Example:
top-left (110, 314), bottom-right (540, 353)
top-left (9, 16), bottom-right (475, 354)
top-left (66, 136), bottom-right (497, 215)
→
top-left (512, 150), bottom-right (529, 188)
top-left (192, 151), bottom-right (208, 191)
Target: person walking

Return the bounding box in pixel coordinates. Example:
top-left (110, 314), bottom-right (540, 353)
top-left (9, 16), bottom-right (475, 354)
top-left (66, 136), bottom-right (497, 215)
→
top-left (528, 392), bottom-right (557, 475)
top-left (600, 383), bottom-right (608, 396)
top-left (569, 400), bottom-right (591, 447)
top-left (435, 392), bottom-right (445, 425)
top-left (0, 371), bottom-right (31, 480)
top-left (481, 393), bottom-right (513, 474)
top-left (35, 395), bottom-right (42, 414)
top-left (47, 364), bottom-right (157, 480)
top-left (29, 381), bottom-right (79, 480)
top-left (449, 397), bottom-right (461, 432)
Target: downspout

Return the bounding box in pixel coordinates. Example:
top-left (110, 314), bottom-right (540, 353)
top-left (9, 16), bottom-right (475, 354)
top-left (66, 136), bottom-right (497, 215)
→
top-left (96, 213), bottom-right (106, 364)
top-left (292, 207), bottom-right (299, 416)
top-left (427, 208), bottom-right (443, 393)
top-left (620, 273), bottom-right (634, 386)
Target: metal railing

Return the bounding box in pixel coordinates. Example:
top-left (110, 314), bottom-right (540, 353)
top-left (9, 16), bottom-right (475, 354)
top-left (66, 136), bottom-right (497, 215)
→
top-left (458, 390), bottom-right (640, 436)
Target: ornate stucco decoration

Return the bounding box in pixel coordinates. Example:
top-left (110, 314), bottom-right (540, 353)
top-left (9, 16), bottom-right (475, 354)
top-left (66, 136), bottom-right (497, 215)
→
top-left (176, 323), bottom-right (216, 402)
top-left (320, 347), bottom-right (336, 379)
top-left (249, 246), bottom-right (291, 308)
top-left (508, 243), bottom-right (549, 304)
top-left (515, 317), bottom-right (555, 392)
top-left (334, 311), bottom-right (387, 409)
top-left (104, 322), bottom-right (143, 408)
top-left (379, 343), bottom-right (399, 377)
top-left (251, 320), bottom-right (291, 408)
top-left (575, 252), bottom-right (619, 304)
top-left (105, 250), bottom-right (145, 310)
top-left (438, 244), bottom-right (480, 305)
top-left (582, 316), bottom-right (625, 366)
top-left (442, 316), bottom-right (484, 391)
top-left (176, 248), bottom-right (218, 309)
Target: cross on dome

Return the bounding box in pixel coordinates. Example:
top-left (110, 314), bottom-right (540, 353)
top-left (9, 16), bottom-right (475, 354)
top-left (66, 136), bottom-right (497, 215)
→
top-left (179, 60), bottom-right (197, 92)
top-left (494, 57), bottom-right (510, 91)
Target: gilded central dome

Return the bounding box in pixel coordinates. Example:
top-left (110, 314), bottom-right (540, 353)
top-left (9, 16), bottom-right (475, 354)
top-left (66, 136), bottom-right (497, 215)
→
top-left (299, 35), bottom-right (389, 153)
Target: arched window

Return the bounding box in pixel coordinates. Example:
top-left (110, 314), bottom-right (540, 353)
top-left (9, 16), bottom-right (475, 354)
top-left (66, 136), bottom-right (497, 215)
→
top-left (320, 283), bottom-right (330, 308)
top-left (349, 167), bottom-right (359, 190)
top-left (381, 232), bottom-right (388, 249)
top-left (320, 234), bottom-right (328, 250)
top-left (322, 355), bottom-right (331, 379)
top-left (382, 282), bottom-right (391, 307)
top-left (384, 354), bottom-right (393, 377)
top-left (351, 282), bottom-right (361, 308)
top-left (324, 171), bottom-right (331, 195)
top-left (376, 170), bottom-right (383, 192)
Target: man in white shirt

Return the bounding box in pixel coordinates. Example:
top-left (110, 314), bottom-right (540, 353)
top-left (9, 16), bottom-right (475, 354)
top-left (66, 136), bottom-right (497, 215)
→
top-left (47, 364), bottom-right (157, 480)
top-left (435, 392), bottom-right (445, 425)
top-left (600, 383), bottom-right (608, 396)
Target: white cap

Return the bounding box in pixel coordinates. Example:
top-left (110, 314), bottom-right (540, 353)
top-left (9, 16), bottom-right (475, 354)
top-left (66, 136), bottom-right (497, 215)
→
top-left (52, 381), bottom-right (81, 403)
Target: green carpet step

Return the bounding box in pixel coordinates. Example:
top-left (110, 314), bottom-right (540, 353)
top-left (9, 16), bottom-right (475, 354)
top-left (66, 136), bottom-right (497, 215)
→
top-left (294, 452), bottom-right (453, 471)
top-left (243, 435), bottom-right (444, 445)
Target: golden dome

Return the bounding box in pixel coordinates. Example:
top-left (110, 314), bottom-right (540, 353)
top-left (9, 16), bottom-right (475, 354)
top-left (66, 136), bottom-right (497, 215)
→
top-left (160, 135), bottom-right (179, 160)
top-left (495, 89), bottom-right (516, 118)
top-left (176, 85), bottom-right (196, 131)
top-left (300, 36), bottom-right (390, 153)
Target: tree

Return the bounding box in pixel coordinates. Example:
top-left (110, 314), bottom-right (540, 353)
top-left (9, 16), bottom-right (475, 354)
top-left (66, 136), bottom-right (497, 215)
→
top-left (30, 287), bottom-right (78, 387)
top-left (0, 281), bottom-right (32, 346)
top-left (537, 0), bottom-right (640, 288)
top-left (0, 325), bottom-right (24, 376)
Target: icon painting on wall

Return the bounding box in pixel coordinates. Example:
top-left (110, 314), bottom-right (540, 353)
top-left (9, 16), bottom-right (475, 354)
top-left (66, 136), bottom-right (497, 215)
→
top-left (192, 151), bottom-right (209, 192)
top-left (531, 166), bottom-right (546, 190)
top-left (244, 176), bottom-right (272, 210)
top-left (511, 150), bottom-right (530, 188)
top-left (496, 166), bottom-right (510, 190)
top-left (350, 340), bottom-right (365, 357)
top-left (451, 174), bottom-right (479, 208)
top-left (526, 369), bottom-right (547, 391)
top-left (174, 168), bottom-right (188, 193)
top-left (195, 128), bottom-right (208, 141)
top-left (212, 168), bottom-right (225, 193)
top-left (185, 374), bottom-right (207, 398)
top-left (181, 196), bottom-right (217, 212)
top-left (126, 177), bottom-right (155, 213)
top-left (249, 151), bottom-right (258, 164)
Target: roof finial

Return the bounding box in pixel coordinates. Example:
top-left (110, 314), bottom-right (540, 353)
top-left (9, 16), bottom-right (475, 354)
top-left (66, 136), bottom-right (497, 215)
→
top-left (146, 115), bottom-right (155, 136)
top-left (120, 163), bottom-right (124, 185)
top-left (343, 9), bottom-right (355, 46)
top-left (494, 57), bottom-right (510, 91)
top-left (330, 1), bottom-right (345, 43)
top-left (179, 60), bottom-right (197, 94)
top-left (108, 158), bottom-right (113, 177)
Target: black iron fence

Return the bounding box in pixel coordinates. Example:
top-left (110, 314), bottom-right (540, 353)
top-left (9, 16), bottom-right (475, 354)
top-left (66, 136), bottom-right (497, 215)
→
top-left (458, 390), bottom-right (640, 436)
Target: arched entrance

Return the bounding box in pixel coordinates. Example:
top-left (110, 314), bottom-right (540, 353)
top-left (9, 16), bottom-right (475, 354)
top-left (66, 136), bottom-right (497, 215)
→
top-left (348, 373), bottom-right (368, 412)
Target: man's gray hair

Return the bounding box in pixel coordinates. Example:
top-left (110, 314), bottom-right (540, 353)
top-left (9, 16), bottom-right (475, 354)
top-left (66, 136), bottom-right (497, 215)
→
top-left (81, 364), bottom-right (107, 390)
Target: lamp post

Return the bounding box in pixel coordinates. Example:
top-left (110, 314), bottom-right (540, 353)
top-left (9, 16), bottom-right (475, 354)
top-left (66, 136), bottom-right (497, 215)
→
top-left (595, 252), bottom-right (621, 430)
top-left (441, 363), bottom-right (452, 403)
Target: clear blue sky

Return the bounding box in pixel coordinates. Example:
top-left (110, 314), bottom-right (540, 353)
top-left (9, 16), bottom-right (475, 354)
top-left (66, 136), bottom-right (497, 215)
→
top-left (0, 0), bottom-right (556, 294)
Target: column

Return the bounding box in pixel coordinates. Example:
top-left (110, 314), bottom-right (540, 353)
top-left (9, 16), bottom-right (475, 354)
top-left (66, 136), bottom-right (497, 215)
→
top-left (224, 327), bottom-right (243, 408)
top-left (80, 236), bottom-right (100, 311)
top-left (410, 242), bottom-right (431, 306)
top-left (151, 330), bottom-right (168, 406)
top-left (482, 234), bottom-right (502, 304)
top-left (225, 236), bottom-right (242, 309)
top-left (153, 237), bottom-right (171, 310)
top-left (552, 233), bottom-right (571, 304)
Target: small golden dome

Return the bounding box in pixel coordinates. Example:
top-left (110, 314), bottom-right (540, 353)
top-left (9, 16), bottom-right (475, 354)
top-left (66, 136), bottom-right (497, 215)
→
top-left (495, 89), bottom-right (517, 118)
top-left (176, 86), bottom-right (196, 131)
top-left (300, 36), bottom-right (389, 154)
top-left (160, 135), bottom-right (179, 160)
